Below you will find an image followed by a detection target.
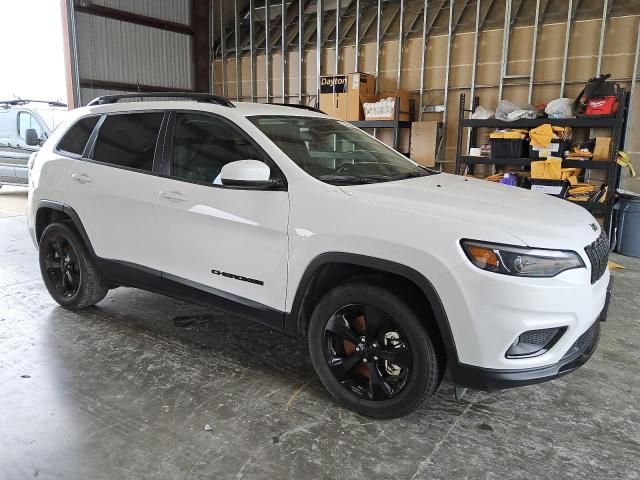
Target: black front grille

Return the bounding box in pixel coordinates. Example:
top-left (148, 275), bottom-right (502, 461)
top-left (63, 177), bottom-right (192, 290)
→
top-left (584, 230), bottom-right (609, 284)
top-left (519, 329), bottom-right (559, 347)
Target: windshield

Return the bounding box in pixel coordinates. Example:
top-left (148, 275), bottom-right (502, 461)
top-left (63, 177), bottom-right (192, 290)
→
top-left (249, 115), bottom-right (438, 185)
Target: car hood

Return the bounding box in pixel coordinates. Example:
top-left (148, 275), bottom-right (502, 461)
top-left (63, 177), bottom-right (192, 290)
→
top-left (339, 173), bottom-right (601, 249)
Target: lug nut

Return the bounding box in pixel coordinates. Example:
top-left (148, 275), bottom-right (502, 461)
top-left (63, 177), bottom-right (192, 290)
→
top-left (363, 358), bottom-right (368, 363)
top-left (374, 356), bottom-right (378, 361)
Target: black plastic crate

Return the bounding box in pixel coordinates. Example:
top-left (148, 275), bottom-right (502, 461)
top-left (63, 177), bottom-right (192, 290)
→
top-left (489, 138), bottom-right (528, 158)
top-left (529, 139), bottom-right (573, 159)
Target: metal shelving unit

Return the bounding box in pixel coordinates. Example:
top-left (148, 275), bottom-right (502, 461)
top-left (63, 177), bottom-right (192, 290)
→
top-left (349, 97), bottom-right (411, 152)
top-left (455, 91), bottom-right (629, 233)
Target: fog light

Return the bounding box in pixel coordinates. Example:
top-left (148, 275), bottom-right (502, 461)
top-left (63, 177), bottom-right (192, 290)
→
top-left (506, 327), bottom-right (566, 358)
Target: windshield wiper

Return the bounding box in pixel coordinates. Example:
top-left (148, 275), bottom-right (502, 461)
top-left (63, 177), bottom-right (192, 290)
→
top-left (317, 175), bottom-right (383, 185)
top-left (387, 171), bottom-right (427, 181)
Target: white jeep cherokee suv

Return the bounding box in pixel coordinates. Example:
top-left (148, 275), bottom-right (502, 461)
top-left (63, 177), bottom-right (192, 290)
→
top-left (27, 93), bottom-right (612, 418)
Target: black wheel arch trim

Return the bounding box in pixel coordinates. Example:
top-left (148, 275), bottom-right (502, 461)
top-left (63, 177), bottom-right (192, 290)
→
top-left (284, 252), bottom-right (460, 365)
top-left (36, 200), bottom-right (97, 256)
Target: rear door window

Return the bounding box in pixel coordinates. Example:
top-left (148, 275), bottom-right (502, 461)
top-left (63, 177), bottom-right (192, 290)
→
top-left (57, 116), bottom-right (100, 156)
top-left (91, 113), bottom-right (163, 172)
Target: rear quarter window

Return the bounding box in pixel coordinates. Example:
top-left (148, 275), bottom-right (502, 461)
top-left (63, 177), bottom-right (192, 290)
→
top-left (91, 113), bottom-right (163, 172)
top-left (57, 116), bottom-right (100, 156)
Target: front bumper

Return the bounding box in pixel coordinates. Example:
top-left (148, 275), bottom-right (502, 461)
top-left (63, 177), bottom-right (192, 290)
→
top-left (437, 250), bottom-right (610, 370)
top-left (451, 318), bottom-right (601, 391)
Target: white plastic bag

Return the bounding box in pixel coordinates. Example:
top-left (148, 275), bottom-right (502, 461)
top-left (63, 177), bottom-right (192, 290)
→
top-left (495, 100), bottom-right (535, 121)
top-left (470, 106), bottom-right (494, 119)
top-left (545, 98), bottom-right (574, 118)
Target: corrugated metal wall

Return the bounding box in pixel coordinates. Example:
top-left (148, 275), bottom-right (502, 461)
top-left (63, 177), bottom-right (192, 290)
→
top-left (74, 0), bottom-right (193, 105)
top-left (88, 0), bottom-right (191, 24)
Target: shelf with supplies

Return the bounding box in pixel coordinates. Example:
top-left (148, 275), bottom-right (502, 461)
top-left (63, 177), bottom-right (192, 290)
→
top-left (348, 96), bottom-right (411, 152)
top-left (454, 91), bottom-right (629, 234)
top-left (458, 156), bottom-right (613, 170)
top-left (349, 120), bottom-right (412, 129)
top-left (460, 117), bottom-right (618, 129)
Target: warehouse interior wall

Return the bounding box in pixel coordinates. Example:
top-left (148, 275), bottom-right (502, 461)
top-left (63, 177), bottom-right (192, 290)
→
top-left (213, 13), bottom-right (640, 192)
top-left (61, 0), bottom-right (210, 108)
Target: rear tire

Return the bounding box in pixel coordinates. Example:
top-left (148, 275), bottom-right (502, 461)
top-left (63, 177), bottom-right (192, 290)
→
top-left (308, 282), bottom-right (441, 418)
top-left (39, 222), bottom-right (108, 310)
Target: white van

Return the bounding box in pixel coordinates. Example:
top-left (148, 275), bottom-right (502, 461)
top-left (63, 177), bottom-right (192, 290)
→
top-left (0, 99), bottom-right (68, 187)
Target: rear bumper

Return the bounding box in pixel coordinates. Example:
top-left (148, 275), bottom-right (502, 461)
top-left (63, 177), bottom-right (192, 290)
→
top-left (451, 319), bottom-right (601, 391)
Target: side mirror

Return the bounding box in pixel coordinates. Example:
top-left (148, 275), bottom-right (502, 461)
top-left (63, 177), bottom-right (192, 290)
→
top-left (220, 160), bottom-right (280, 188)
top-left (25, 128), bottom-right (40, 146)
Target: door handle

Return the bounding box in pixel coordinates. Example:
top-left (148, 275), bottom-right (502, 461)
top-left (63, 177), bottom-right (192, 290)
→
top-left (71, 173), bottom-right (93, 184)
top-left (158, 190), bottom-right (187, 202)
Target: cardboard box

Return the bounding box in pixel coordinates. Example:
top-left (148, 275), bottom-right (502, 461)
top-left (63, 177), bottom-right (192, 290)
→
top-left (319, 73), bottom-right (376, 121)
top-left (410, 121), bottom-right (440, 168)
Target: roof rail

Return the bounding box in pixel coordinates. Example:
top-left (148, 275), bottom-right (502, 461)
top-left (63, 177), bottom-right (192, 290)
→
top-left (0, 99), bottom-right (68, 108)
top-left (86, 92), bottom-right (235, 108)
top-left (269, 103), bottom-right (326, 114)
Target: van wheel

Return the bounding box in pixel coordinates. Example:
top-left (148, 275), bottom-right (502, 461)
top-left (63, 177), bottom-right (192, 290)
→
top-left (308, 282), bottom-right (441, 418)
top-left (39, 222), bottom-right (108, 310)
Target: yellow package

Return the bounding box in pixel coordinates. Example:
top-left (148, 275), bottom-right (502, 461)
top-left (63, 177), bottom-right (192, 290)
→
top-left (529, 124), bottom-right (554, 148)
top-left (561, 168), bottom-right (582, 181)
top-left (531, 157), bottom-right (562, 180)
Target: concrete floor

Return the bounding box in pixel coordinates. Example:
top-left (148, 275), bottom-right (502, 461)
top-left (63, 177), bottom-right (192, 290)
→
top-left (1, 189), bottom-right (639, 479)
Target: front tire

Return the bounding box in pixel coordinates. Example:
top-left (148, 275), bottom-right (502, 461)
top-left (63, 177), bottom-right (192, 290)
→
top-left (308, 282), bottom-right (441, 418)
top-left (39, 222), bottom-right (108, 309)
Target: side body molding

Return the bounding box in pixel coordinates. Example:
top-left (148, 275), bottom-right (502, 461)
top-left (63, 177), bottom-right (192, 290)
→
top-left (34, 200), bottom-right (285, 332)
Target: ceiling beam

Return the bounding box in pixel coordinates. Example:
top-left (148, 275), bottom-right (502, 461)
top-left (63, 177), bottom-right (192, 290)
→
top-left (452, 0), bottom-right (471, 33)
top-left (538, 0), bottom-right (551, 24)
top-left (79, 78), bottom-right (193, 93)
top-left (478, 0), bottom-right (496, 29)
top-left (269, 0), bottom-right (299, 49)
top-left (510, 0), bottom-right (524, 26)
top-left (425, 0), bottom-right (446, 38)
top-left (359, 7), bottom-right (379, 41)
top-left (405, 6), bottom-right (425, 38)
top-left (338, 12), bottom-right (358, 45)
top-left (571, 0), bottom-right (581, 19)
top-left (379, 5), bottom-right (400, 41)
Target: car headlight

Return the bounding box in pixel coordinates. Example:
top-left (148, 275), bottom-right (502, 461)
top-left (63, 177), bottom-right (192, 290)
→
top-left (460, 240), bottom-right (585, 277)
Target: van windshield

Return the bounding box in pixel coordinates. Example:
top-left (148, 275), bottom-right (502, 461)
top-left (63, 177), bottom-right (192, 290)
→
top-left (37, 108), bottom-right (69, 131)
top-left (249, 115), bottom-right (438, 185)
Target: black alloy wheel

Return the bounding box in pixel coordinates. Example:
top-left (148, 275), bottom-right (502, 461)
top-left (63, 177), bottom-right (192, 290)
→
top-left (39, 222), bottom-right (108, 309)
top-left (308, 281), bottom-right (442, 418)
top-left (323, 304), bottom-right (412, 401)
top-left (42, 234), bottom-right (81, 299)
